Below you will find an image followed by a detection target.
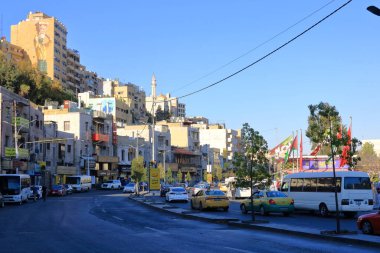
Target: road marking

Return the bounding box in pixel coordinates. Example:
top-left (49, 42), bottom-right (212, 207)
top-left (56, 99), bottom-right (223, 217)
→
top-left (144, 226), bottom-right (169, 234)
top-left (223, 247), bottom-right (257, 253)
top-left (102, 209), bottom-right (106, 213)
top-left (112, 216), bottom-right (123, 221)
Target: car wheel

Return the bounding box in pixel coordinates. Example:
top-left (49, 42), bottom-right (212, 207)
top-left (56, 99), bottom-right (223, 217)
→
top-left (319, 203), bottom-right (329, 217)
top-left (0, 201), bottom-right (4, 208)
top-left (283, 212), bottom-right (290, 217)
top-left (199, 202), bottom-right (204, 211)
top-left (260, 206), bottom-right (268, 216)
top-left (241, 204), bottom-right (248, 214)
top-left (223, 207), bottom-right (229, 212)
top-left (362, 221), bottom-right (373, 234)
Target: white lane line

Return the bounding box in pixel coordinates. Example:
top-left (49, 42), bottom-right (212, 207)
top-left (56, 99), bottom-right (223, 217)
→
top-left (102, 209), bottom-right (106, 213)
top-left (112, 216), bottom-right (124, 221)
top-left (144, 226), bottom-right (169, 234)
top-left (223, 246), bottom-right (257, 253)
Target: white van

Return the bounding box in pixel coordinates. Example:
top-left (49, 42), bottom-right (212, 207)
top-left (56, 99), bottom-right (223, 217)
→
top-left (0, 174), bottom-right (31, 204)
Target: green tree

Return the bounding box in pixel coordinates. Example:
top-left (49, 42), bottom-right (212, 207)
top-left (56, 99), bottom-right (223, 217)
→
top-left (358, 142), bottom-right (380, 182)
top-left (203, 170), bottom-right (208, 182)
top-left (131, 156), bottom-right (145, 195)
top-left (158, 163), bottom-right (165, 181)
top-left (306, 102), bottom-right (361, 169)
top-left (213, 164), bottom-right (223, 182)
top-left (166, 166), bottom-right (174, 184)
top-left (177, 169), bottom-right (182, 182)
top-left (234, 123), bottom-right (269, 221)
top-left (186, 171), bottom-right (192, 183)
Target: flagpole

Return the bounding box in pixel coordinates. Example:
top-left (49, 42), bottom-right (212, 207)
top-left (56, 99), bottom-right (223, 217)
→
top-left (292, 131), bottom-right (295, 173)
top-left (299, 129), bottom-right (303, 172)
top-left (296, 130), bottom-right (299, 172)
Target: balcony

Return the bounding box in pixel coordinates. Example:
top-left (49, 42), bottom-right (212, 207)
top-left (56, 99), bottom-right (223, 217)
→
top-left (92, 133), bottom-right (109, 142)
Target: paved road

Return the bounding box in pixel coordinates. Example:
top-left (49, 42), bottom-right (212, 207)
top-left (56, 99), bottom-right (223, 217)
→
top-left (0, 190), bottom-right (378, 253)
top-left (165, 195), bottom-right (371, 232)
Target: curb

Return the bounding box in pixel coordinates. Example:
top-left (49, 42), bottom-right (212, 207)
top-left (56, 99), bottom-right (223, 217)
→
top-left (128, 196), bottom-right (380, 248)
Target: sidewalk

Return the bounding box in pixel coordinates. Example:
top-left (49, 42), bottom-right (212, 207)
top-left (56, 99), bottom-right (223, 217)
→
top-left (129, 193), bottom-right (380, 247)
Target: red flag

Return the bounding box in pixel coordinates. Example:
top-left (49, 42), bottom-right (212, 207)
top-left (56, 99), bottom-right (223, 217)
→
top-left (299, 131), bottom-right (303, 171)
top-left (310, 143), bottom-right (321, 156)
top-left (340, 145), bottom-right (350, 167)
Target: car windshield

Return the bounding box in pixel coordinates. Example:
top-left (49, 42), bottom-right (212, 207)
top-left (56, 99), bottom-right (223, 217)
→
top-left (266, 191), bottom-right (287, 198)
top-left (171, 188), bottom-right (186, 192)
top-left (205, 190), bottom-right (225, 196)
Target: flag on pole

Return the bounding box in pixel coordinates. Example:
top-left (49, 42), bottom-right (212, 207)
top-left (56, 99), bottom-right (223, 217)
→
top-left (269, 135), bottom-right (293, 157)
top-left (340, 121), bottom-right (352, 167)
top-left (310, 143), bottom-right (322, 156)
top-left (284, 135), bottom-right (298, 164)
top-left (299, 130), bottom-right (303, 171)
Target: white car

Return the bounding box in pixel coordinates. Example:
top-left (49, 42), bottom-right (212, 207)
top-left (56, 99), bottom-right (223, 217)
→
top-left (166, 187), bottom-right (189, 203)
top-left (101, 180), bottom-right (122, 190)
top-left (123, 183), bottom-right (136, 193)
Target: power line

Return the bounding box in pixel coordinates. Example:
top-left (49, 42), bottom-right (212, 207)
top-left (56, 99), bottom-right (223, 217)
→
top-left (176, 0), bottom-right (352, 100)
top-left (169, 0), bottom-right (338, 94)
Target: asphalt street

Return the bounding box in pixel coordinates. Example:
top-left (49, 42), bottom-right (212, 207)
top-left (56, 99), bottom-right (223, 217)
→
top-left (0, 190), bottom-right (378, 253)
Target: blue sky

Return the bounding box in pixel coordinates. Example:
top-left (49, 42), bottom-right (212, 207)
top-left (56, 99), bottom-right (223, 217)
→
top-left (2, 0), bottom-right (379, 152)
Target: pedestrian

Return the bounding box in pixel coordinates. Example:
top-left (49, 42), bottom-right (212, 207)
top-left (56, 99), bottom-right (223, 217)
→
top-left (42, 185), bottom-right (47, 201)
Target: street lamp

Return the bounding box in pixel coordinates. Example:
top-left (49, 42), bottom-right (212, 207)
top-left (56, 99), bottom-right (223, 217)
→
top-left (367, 5), bottom-right (380, 16)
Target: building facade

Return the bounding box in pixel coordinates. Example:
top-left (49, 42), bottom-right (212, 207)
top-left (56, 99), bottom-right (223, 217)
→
top-left (11, 11), bottom-right (68, 88)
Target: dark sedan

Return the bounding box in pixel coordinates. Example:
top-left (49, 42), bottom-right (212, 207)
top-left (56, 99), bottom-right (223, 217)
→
top-left (160, 184), bottom-right (172, 197)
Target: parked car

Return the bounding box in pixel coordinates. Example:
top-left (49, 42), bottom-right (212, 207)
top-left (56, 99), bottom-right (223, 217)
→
top-left (190, 183), bottom-right (209, 195)
top-left (64, 184), bottom-right (73, 194)
top-left (191, 189), bottom-right (229, 211)
top-left (101, 180), bottom-right (122, 190)
top-left (28, 185), bottom-right (42, 199)
top-left (166, 187), bottom-right (188, 203)
top-left (123, 183), bottom-right (136, 193)
top-left (357, 211), bottom-right (380, 234)
top-left (0, 192), bottom-right (4, 208)
top-left (240, 190), bottom-right (294, 216)
top-left (160, 184), bottom-right (172, 197)
top-left (50, 185), bottom-right (67, 196)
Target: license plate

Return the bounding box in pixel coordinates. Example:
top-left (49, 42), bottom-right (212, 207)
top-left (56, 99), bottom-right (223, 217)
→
top-left (355, 201), bottom-right (362, 206)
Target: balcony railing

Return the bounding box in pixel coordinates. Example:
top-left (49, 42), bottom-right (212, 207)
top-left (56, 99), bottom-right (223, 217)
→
top-left (92, 133), bottom-right (109, 142)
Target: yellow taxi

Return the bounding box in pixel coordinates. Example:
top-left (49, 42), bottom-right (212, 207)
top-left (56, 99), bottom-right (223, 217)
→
top-left (240, 190), bottom-right (294, 216)
top-left (190, 189), bottom-right (229, 211)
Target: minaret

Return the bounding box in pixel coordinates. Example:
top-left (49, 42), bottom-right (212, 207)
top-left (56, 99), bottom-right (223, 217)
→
top-left (151, 73), bottom-right (156, 98)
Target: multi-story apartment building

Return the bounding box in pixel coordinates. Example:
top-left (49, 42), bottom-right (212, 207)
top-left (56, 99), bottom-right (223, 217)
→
top-left (11, 11), bottom-right (68, 88)
top-left (82, 69), bottom-right (102, 95)
top-left (155, 121), bottom-right (201, 179)
top-left (43, 104), bottom-right (94, 177)
top-left (0, 87), bottom-right (44, 180)
top-left (113, 81), bottom-right (146, 123)
top-left (78, 92), bottom-right (132, 127)
top-left (0, 37), bottom-right (30, 64)
top-left (199, 123), bottom-right (239, 164)
top-left (66, 48), bottom-right (82, 94)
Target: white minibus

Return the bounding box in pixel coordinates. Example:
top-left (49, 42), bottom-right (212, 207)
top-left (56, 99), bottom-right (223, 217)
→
top-left (0, 174), bottom-right (31, 204)
top-left (281, 171), bottom-right (373, 217)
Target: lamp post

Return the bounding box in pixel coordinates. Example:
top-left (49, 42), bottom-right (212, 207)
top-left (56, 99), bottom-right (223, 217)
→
top-left (367, 5), bottom-right (380, 16)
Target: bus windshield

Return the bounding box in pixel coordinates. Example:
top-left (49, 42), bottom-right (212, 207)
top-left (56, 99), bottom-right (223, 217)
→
top-left (0, 176), bottom-right (21, 195)
top-left (344, 177), bottom-right (371, 190)
top-left (66, 177), bottom-right (80, 184)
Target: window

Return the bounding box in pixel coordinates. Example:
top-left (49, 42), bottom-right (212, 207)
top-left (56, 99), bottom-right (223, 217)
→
top-left (64, 121), bottom-right (70, 131)
top-left (85, 122), bottom-right (88, 131)
top-left (281, 181), bottom-right (289, 192)
top-left (47, 143), bottom-right (50, 150)
top-left (121, 150), bottom-right (125, 161)
top-left (344, 177), bottom-right (371, 190)
top-left (290, 178), bottom-right (303, 192)
top-left (317, 177), bottom-right (341, 192)
top-left (67, 145), bottom-right (71, 153)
